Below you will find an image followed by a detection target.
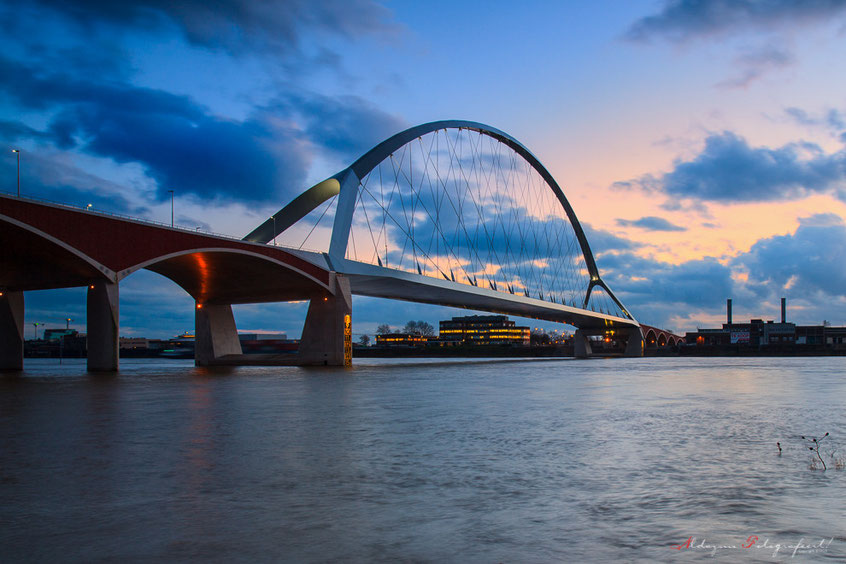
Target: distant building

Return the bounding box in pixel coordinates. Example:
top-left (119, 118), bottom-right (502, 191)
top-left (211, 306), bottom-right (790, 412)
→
top-left (238, 332), bottom-right (287, 341)
top-left (43, 328), bottom-right (78, 341)
top-left (685, 297), bottom-right (846, 351)
top-left (119, 337), bottom-right (149, 350)
top-left (375, 333), bottom-right (431, 347)
top-left (439, 315), bottom-right (530, 346)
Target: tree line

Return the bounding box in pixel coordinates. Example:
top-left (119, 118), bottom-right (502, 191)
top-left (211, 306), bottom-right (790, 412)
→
top-left (376, 320), bottom-right (435, 336)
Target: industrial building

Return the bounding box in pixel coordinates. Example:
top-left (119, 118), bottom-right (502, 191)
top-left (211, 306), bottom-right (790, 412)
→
top-left (685, 298), bottom-right (846, 352)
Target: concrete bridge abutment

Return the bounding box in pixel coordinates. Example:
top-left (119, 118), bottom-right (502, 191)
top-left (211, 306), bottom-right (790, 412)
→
top-left (574, 329), bottom-right (592, 359)
top-left (195, 303), bottom-right (243, 366)
top-left (298, 274), bottom-right (352, 366)
top-left (0, 291), bottom-right (25, 371)
top-left (574, 326), bottom-right (644, 358)
top-left (87, 281), bottom-right (120, 372)
top-left (624, 327), bottom-right (644, 358)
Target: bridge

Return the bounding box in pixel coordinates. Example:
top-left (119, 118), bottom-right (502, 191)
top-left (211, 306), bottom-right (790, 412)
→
top-left (1, 120), bottom-right (679, 370)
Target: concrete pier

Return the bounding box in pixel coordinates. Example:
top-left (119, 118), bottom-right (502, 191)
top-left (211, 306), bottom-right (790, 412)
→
top-left (624, 327), bottom-right (644, 357)
top-left (298, 274), bottom-right (352, 366)
top-left (0, 291), bottom-right (24, 370)
top-left (195, 303), bottom-right (243, 366)
top-left (87, 281), bottom-right (120, 371)
top-left (574, 329), bottom-right (592, 359)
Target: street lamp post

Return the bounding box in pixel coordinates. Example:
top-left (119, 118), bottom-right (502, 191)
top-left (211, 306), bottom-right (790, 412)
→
top-left (168, 190), bottom-right (174, 227)
top-left (11, 149), bottom-right (20, 196)
top-left (271, 215), bottom-right (276, 245)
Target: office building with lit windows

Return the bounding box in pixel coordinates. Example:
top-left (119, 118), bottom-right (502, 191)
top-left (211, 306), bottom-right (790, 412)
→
top-left (439, 315), bottom-right (530, 346)
top-left (374, 333), bottom-right (432, 347)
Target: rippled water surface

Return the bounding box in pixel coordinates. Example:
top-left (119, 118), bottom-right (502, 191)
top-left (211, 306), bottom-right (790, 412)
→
top-left (2, 357), bottom-right (845, 562)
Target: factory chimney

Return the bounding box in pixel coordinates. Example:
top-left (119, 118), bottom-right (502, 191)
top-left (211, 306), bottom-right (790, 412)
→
top-left (781, 297), bottom-right (786, 324)
top-left (727, 298), bottom-right (732, 325)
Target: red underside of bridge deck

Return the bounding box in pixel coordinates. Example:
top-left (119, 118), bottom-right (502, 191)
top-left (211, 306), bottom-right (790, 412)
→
top-left (0, 195), bottom-right (330, 303)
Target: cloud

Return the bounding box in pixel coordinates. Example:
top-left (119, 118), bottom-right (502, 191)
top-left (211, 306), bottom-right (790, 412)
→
top-left (346, 168), bottom-right (639, 312)
top-left (784, 106), bottom-right (846, 139)
top-left (0, 54), bottom-right (404, 204)
top-left (625, 0), bottom-right (846, 43)
top-left (616, 216), bottom-right (687, 232)
top-left (716, 44), bottom-right (794, 88)
top-left (582, 223), bottom-right (642, 252)
top-left (625, 1), bottom-right (844, 86)
top-left (733, 213), bottom-right (846, 296)
top-left (0, 120), bottom-right (55, 143)
top-left (26, 0), bottom-right (397, 57)
top-left (594, 213), bottom-right (846, 328)
top-left (617, 131), bottom-right (846, 202)
top-left (273, 92), bottom-right (406, 161)
top-left (0, 152), bottom-right (148, 215)
top-left (599, 253), bottom-right (734, 309)
top-left (0, 0), bottom-right (406, 207)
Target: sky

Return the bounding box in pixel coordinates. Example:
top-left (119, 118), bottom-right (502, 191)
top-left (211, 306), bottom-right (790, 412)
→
top-left (3, 0), bottom-right (846, 338)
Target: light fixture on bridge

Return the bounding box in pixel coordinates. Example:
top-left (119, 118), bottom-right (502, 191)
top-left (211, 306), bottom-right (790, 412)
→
top-left (11, 148), bottom-right (20, 197)
top-left (196, 303), bottom-right (203, 309)
top-left (86, 204), bottom-right (93, 210)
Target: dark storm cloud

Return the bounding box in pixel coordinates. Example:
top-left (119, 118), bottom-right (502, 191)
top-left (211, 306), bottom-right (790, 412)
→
top-left (0, 120), bottom-right (55, 144)
top-left (625, 0), bottom-right (846, 43)
top-left (0, 54), bottom-right (302, 202)
top-left (732, 213), bottom-right (846, 296)
top-left (615, 131), bottom-right (846, 202)
top-left (274, 93), bottom-right (406, 160)
top-left (0, 56), bottom-right (199, 116)
top-left (616, 216), bottom-right (687, 232)
top-left (28, 0), bottom-right (396, 56)
top-left (0, 54), bottom-right (404, 203)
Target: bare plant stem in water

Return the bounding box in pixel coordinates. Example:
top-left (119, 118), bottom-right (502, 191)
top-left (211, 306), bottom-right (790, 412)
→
top-left (803, 433), bottom-right (829, 471)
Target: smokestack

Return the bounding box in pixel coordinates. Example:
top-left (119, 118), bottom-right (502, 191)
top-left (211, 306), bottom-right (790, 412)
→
top-left (781, 297), bottom-right (786, 324)
top-left (727, 298), bottom-right (732, 325)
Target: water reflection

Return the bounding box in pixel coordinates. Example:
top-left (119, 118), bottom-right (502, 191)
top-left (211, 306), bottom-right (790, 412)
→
top-left (0, 357), bottom-right (844, 562)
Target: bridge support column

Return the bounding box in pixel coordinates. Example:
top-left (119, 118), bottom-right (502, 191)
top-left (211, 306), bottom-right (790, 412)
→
top-left (0, 291), bottom-right (24, 371)
top-left (195, 303), bottom-right (242, 366)
top-left (298, 274), bottom-right (352, 366)
top-left (574, 329), bottom-right (592, 359)
top-left (624, 328), bottom-right (644, 358)
top-left (87, 281), bottom-right (120, 372)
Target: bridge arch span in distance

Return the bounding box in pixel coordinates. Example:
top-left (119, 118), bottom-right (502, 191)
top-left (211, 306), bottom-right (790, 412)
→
top-left (251, 121), bottom-right (634, 324)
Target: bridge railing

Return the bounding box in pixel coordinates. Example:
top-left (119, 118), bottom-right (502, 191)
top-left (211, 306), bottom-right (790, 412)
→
top-left (0, 189), bottom-right (323, 254)
top-left (0, 189), bottom-right (236, 238)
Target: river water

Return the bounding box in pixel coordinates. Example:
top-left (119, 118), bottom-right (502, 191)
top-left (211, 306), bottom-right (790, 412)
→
top-left (1, 357), bottom-right (844, 562)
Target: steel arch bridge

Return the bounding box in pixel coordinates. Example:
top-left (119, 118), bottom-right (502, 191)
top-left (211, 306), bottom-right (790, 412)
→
top-left (248, 120), bottom-right (638, 335)
top-left (1, 120), bottom-right (670, 370)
